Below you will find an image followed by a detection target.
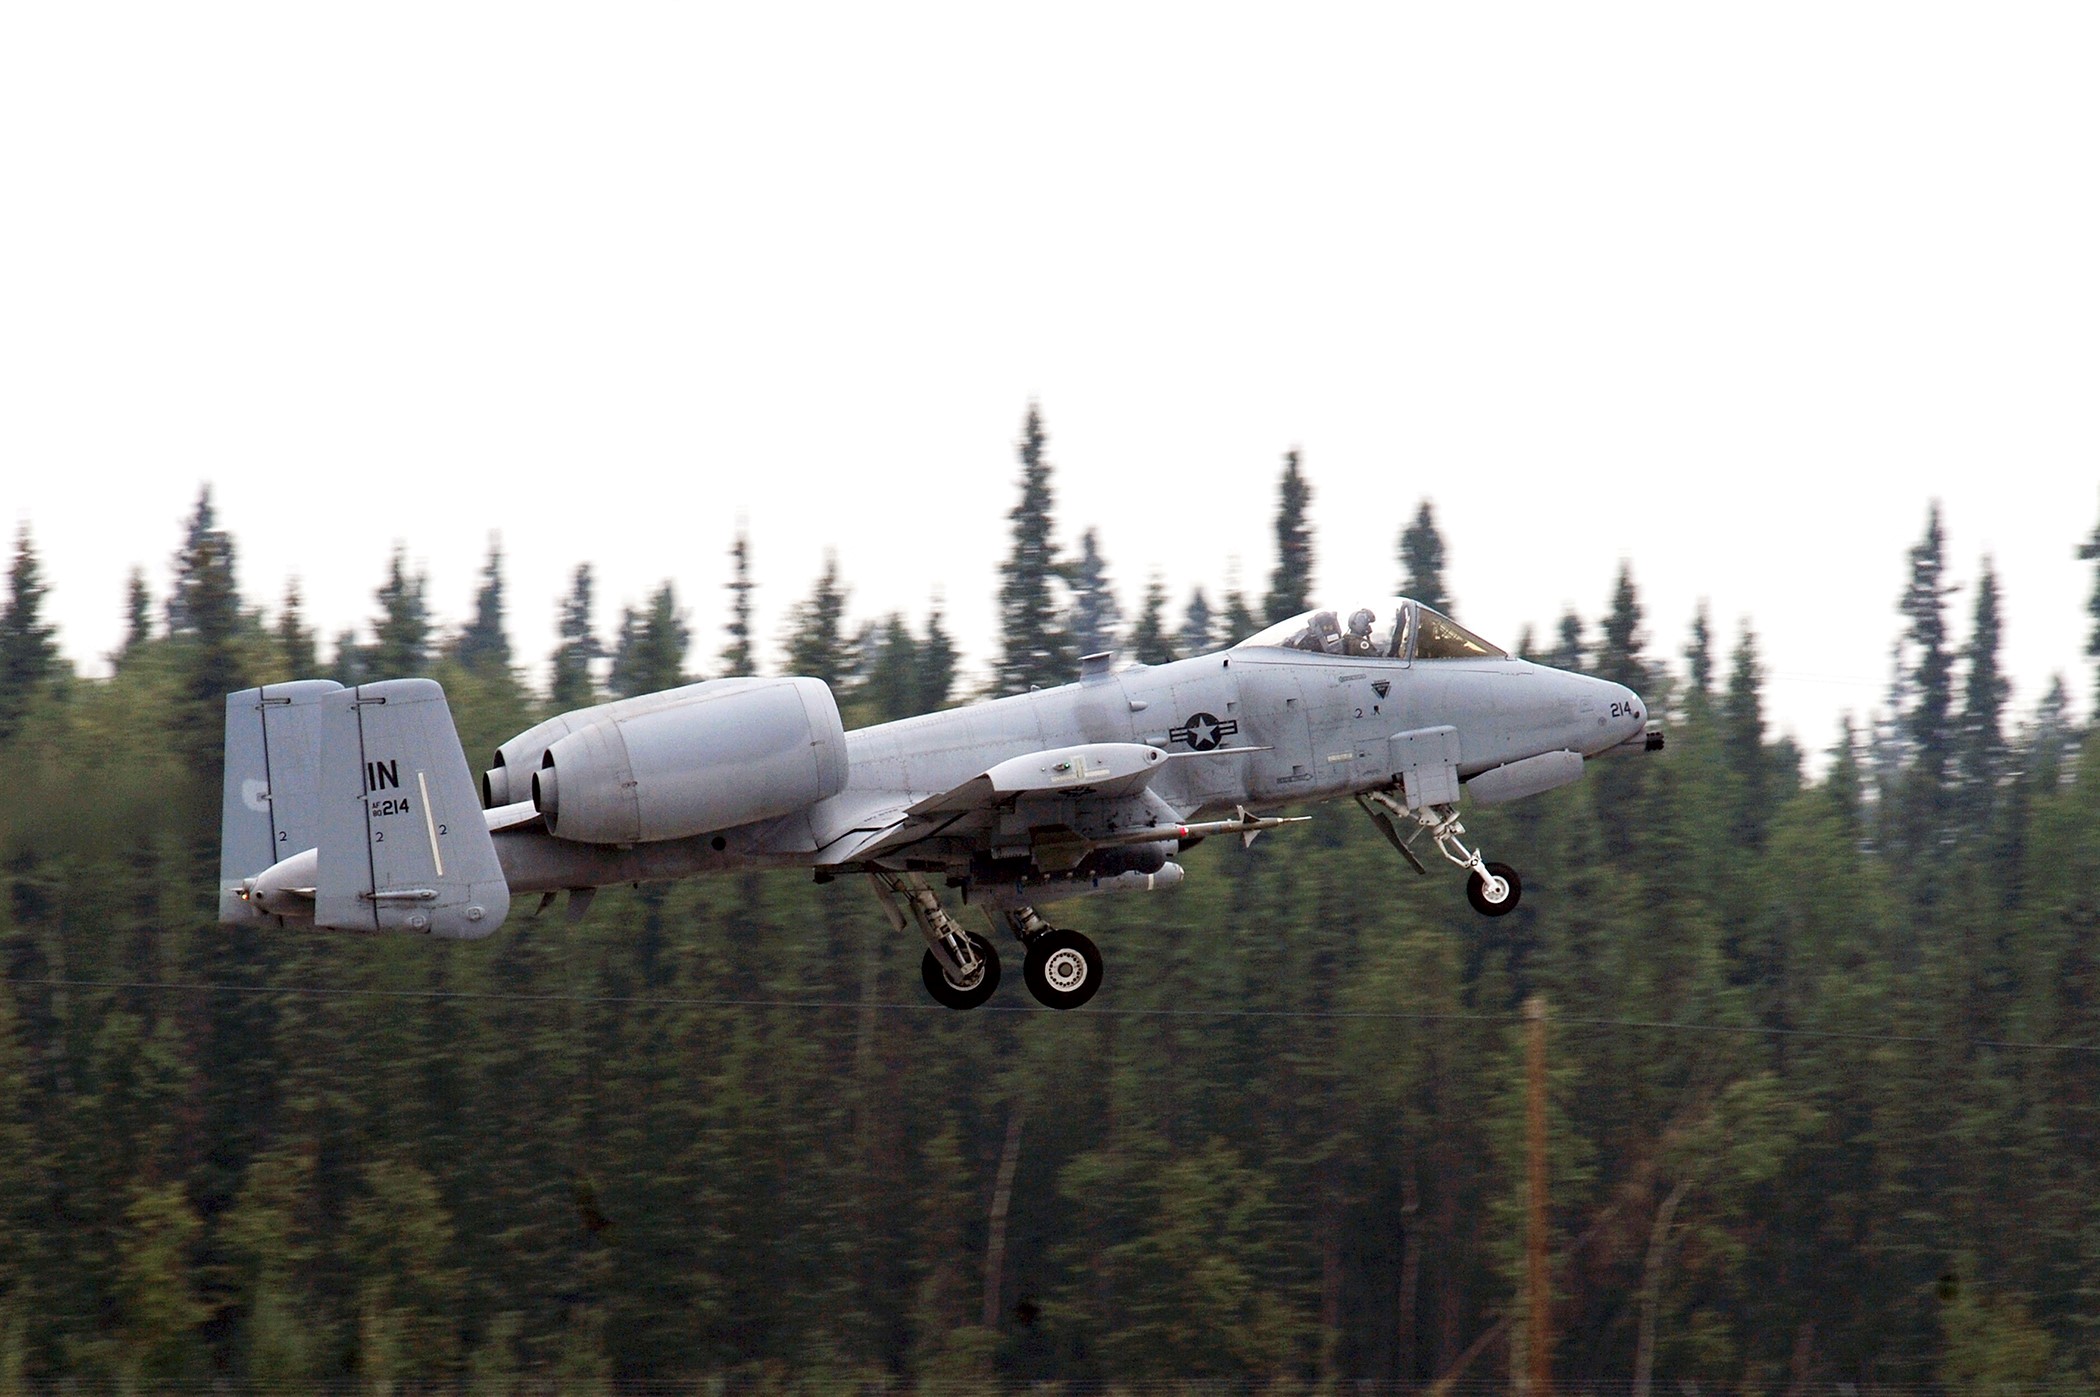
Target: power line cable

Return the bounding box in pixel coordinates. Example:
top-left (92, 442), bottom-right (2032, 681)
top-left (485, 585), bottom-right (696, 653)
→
top-left (6, 974), bottom-right (2096, 1055)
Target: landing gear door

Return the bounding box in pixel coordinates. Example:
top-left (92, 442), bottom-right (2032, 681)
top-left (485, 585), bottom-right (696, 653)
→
top-left (1389, 725), bottom-right (1460, 811)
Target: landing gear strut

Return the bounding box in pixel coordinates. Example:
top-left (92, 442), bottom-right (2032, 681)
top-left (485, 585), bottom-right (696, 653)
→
top-left (868, 872), bottom-right (1002, 1010)
top-left (1359, 792), bottom-right (1522, 917)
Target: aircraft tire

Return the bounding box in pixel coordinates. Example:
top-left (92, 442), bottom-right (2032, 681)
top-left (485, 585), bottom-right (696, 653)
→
top-left (1467, 862), bottom-right (1522, 917)
top-left (921, 932), bottom-right (1001, 1010)
top-left (1022, 928), bottom-right (1103, 1010)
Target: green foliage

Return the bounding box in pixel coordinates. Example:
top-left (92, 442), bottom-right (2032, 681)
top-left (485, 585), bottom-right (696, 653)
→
top-left (609, 581), bottom-right (691, 698)
top-left (783, 552), bottom-right (849, 690)
top-left (0, 526), bottom-right (61, 741)
top-left (2, 488), bottom-right (2098, 1390)
top-left (1125, 574), bottom-right (1175, 666)
top-left (368, 544), bottom-right (433, 678)
top-left (1066, 527), bottom-right (1121, 658)
top-left (1398, 499), bottom-right (1452, 615)
top-left (996, 404), bottom-right (1073, 694)
top-left (722, 528), bottom-right (756, 677)
top-left (1179, 587), bottom-right (1215, 656)
top-left (1262, 449), bottom-right (1314, 623)
top-left (548, 563), bottom-right (600, 711)
top-left (453, 534), bottom-right (512, 676)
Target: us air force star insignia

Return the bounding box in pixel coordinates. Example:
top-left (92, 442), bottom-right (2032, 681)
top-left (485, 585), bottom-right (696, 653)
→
top-left (1169, 712), bottom-right (1239, 751)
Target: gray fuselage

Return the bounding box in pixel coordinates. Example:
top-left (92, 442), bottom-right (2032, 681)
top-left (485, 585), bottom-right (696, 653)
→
top-left (488, 646), bottom-right (1645, 896)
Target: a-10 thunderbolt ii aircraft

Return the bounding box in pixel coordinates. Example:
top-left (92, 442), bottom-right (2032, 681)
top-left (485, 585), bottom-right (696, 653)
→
top-left (220, 596), bottom-right (1661, 1011)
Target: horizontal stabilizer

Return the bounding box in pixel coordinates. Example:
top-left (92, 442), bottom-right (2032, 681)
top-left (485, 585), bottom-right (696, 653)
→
top-left (313, 679), bottom-right (510, 938)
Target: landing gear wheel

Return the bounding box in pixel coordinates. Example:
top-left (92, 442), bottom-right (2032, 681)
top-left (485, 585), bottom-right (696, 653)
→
top-left (1023, 928), bottom-right (1103, 1010)
top-left (921, 932), bottom-right (1001, 1010)
top-left (1467, 862), bottom-right (1522, 917)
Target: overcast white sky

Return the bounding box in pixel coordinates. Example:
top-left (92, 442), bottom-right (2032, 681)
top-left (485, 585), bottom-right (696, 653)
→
top-left (4, 4), bottom-right (2096, 755)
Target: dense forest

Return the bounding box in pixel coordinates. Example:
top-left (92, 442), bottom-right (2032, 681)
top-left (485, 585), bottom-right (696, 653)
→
top-left (2, 414), bottom-right (2098, 1393)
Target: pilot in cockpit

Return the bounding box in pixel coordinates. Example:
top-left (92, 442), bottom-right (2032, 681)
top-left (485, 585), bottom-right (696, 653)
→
top-left (1343, 608), bottom-right (1378, 656)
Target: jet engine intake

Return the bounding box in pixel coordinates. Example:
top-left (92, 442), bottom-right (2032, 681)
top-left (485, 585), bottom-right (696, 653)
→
top-left (532, 677), bottom-right (848, 844)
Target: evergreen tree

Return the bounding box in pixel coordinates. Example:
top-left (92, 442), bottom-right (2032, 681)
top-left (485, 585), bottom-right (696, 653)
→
top-left (1684, 601), bottom-right (1715, 702)
top-left (1549, 609), bottom-right (1586, 673)
top-left (1222, 585), bottom-right (1258, 648)
top-left (1893, 502), bottom-right (1956, 786)
top-left (1596, 562), bottom-right (1650, 693)
top-left (0, 524), bottom-right (61, 740)
top-left (120, 567), bottom-right (152, 660)
top-left (1722, 623), bottom-right (1771, 850)
top-left (2079, 491), bottom-right (2100, 695)
top-left (1126, 575), bottom-right (1176, 666)
top-left (549, 564), bottom-right (600, 710)
top-left (1398, 500), bottom-right (1452, 615)
top-left (996, 404), bottom-right (1072, 693)
top-left (167, 486), bottom-right (246, 771)
top-left (860, 615), bottom-right (922, 725)
top-left (274, 580), bottom-right (316, 677)
top-left (1067, 528), bottom-right (1122, 658)
top-left (1180, 588), bottom-right (1216, 657)
top-left (723, 529), bottom-right (756, 677)
top-left (1955, 558), bottom-right (2009, 823)
top-left (609, 582), bottom-right (691, 698)
top-left (918, 604), bottom-right (957, 714)
top-left (785, 553), bottom-right (850, 692)
top-left (1262, 450), bottom-right (1314, 623)
top-left (368, 545), bottom-right (430, 677)
top-left (453, 535), bottom-right (511, 675)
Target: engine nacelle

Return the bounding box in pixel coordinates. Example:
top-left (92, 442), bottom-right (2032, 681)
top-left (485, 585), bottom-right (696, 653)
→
top-left (484, 680), bottom-right (739, 808)
top-left (531, 676), bottom-right (848, 844)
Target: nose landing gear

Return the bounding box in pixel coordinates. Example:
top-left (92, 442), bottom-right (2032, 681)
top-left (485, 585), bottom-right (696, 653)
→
top-left (1358, 792), bottom-right (1523, 917)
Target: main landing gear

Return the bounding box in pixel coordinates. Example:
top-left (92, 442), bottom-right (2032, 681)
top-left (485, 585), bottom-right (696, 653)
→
top-left (1003, 906), bottom-right (1103, 1011)
top-left (1358, 792), bottom-right (1522, 917)
top-left (867, 874), bottom-right (1103, 1011)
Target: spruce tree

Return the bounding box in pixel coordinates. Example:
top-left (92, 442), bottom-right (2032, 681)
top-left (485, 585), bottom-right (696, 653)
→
top-left (609, 582), bottom-right (690, 698)
top-left (2079, 492), bottom-right (2100, 694)
top-left (368, 545), bottom-right (431, 677)
top-left (722, 529), bottom-right (756, 677)
top-left (1067, 528), bottom-right (1122, 658)
top-left (0, 524), bottom-right (60, 740)
top-left (918, 604), bottom-right (956, 714)
top-left (1262, 449), bottom-right (1314, 623)
top-left (1126, 575), bottom-right (1176, 666)
top-left (1721, 623), bottom-right (1771, 849)
top-left (454, 535), bottom-right (511, 675)
top-left (1398, 500), bottom-right (1452, 615)
top-left (859, 615), bottom-right (920, 725)
top-left (1954, 558), bottom-right (2008, 823)
top-left (1596, 562), bottom-right (1650, 693)
top-left (120, 566), bottom-right (152, 660)
top-left (1222, 586), bottom-right (1259, 647)
top-left (785, 553), bottom-right (850, 692)
top-left (1684, 600), bottom-right (1715, 702)
top-left (549, 564), bottom-right (600, 710)
top-left (167, 486), bottom-right (246, 770)
top-left (1893, 502), bottom-right (1956, 787)
top-left (275, 580), bottom-right (317, 677)
top-left (996, 404), bottom-right (1072, 693)
top-left (1549, 609), bottom-right (1586, 673)
top-left (1180, 588), bottom-right (1216, 657)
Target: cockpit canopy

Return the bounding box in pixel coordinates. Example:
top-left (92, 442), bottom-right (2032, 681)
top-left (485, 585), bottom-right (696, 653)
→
top-left (1234, 598), bottom-right (1509, 662)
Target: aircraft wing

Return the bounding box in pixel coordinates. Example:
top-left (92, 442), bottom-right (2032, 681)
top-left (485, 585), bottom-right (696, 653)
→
top-left (815, 741), bottom-right (1185, 866)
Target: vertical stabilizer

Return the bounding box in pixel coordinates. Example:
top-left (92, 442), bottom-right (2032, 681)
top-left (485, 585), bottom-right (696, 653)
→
top-left (220, 680), bottom-right (346, 924)
top-left (313, 679), bottom-right (510, 938)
